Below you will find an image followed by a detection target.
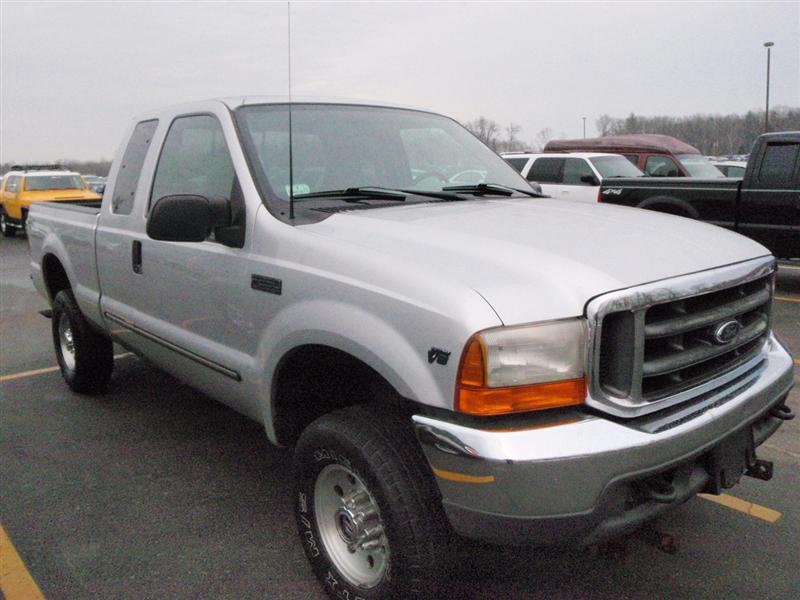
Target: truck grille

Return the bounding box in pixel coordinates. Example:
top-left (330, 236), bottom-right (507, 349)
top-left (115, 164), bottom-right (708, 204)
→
top-left (587, 258), bottom-right (775, 418)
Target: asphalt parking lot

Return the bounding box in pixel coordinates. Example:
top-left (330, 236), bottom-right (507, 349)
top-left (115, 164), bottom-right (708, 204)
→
top-left (1, 234), bottom-right (798, 600)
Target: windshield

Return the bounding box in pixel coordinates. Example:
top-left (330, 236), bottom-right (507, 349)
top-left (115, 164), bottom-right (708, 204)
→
top-left (589, 156), bottom-right (645, 178)
top-left (677, 154), bottom-right (724, 178)
top-left (236, 104), bottom-right (532, 222)
top-left (25, 175), bottom-right (85, 191)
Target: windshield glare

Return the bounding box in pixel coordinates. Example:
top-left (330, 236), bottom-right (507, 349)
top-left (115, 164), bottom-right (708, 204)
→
top-left (236, 104), bottom-right (531, 218)
top-left (677, 154), bottom-right (725, 178)
top-left (589, 156), bottom-right (645, 178)
top-left (25, 175), bottom-right (85, 190)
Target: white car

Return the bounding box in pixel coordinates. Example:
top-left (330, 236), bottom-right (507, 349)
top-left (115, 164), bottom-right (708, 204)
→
top-left (712, 160), bottom-right (747, 178)
top-left (501, 151), bottom-right (645, 203)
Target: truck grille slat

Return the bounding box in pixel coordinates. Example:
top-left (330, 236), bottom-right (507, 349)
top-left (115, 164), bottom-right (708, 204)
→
top-left (587, 258), bottom-right (775, 418)
top-left (643, 288), bottom-right (770, 338)
top-left (642, 315), bottom-right (768, 378)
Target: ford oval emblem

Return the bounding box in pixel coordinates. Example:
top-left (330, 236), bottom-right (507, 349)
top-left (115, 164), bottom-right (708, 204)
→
top-left (713, 320), bottom-right (741, 345)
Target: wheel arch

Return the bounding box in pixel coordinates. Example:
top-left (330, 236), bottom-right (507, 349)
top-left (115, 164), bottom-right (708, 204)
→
top-left (42, 253), bottom-right (72, 302)
top-left (637, 195), bottom-right (700, 219)
top-left (270, 343), bottom-right (410, 447)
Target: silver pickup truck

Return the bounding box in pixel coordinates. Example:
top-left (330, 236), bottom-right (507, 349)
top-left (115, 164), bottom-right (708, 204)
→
top-left (28, 97), bottom-right (795, 600)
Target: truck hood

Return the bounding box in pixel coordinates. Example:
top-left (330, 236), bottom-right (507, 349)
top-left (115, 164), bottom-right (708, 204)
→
top-left (303, 198), bottom-right (770, 325)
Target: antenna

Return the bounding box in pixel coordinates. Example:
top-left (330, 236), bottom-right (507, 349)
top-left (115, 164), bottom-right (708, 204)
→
top-left (287, 1), bottom-right (295, 219)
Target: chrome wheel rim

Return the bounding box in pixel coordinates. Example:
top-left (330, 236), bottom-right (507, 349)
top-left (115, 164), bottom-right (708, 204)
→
top-left (314, 464), bottom-right (389, 588)
top-left (58, 313), bottom-right (76, 371)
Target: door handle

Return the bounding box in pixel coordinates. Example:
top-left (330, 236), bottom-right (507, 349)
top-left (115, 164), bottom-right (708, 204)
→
top-left (132, 240), bottom-right (142, 274)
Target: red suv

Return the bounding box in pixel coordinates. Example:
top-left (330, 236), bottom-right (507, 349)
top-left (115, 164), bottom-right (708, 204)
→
top-left (544, 134), bottom-right (724, 178)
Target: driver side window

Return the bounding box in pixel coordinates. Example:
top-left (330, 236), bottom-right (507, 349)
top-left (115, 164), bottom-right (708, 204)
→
top-left (150, 115), bottom-right (236, 209)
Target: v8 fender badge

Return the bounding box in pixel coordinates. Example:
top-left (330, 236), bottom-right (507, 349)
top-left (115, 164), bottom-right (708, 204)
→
top-left (428, 347), bottom-right (451, 366)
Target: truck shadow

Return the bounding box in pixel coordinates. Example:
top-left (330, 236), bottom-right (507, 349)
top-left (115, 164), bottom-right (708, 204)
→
top-left (101, 357), bottom-right (792, 600)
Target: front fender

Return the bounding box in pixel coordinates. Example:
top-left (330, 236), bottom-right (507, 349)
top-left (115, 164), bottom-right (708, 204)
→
top-left (255, 299), bottom-right (455, 444)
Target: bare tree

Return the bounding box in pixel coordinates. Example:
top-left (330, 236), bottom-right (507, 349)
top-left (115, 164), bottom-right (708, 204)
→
top-left (464, 116), bottom-right (501, 149)
top-left (532, 127), bottom-right (553, 151)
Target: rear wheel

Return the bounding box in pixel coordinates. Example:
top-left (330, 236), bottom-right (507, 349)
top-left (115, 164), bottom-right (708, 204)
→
top-left (0, 212), bottom-right (15, 237)
top-left (51, 290), bottom-right (114, 393)
top-left (294, 405), bottom-right (448, 600)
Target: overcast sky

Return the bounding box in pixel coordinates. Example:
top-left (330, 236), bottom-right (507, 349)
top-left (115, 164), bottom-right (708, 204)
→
top-left (1, 1), bottom-right (798, 161)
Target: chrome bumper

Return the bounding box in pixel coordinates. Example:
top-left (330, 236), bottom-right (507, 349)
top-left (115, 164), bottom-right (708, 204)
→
top-left (412, 335), bottom-right (794, 546)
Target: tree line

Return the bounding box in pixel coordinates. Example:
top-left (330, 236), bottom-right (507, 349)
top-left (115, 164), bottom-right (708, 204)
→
top-left (1, 159), bottom-right (112, 177)
top-left (464, 106), bottom-right (800, 156)
top-left (4, 106), bottom-right (798, 174)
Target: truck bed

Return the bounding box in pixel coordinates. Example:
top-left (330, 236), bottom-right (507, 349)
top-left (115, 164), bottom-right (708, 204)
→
top-left (600, 176), bottom-right (742, 228)
top-left (27, 200), bottom-right (104, 327)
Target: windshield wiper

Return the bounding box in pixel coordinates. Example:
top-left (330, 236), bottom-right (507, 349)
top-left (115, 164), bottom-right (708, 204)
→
top-left (293, 187), bottom-right (406, 202)
top-left (442, 183), bottom-right (544, 198)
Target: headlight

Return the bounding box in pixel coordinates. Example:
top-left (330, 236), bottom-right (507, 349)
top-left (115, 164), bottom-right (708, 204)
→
top-left (456, 318), bottom-right (586, 416)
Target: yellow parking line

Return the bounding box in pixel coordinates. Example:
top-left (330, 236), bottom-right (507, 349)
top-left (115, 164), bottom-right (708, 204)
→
top-left (0, 353), bottom-right (133, 383)
top-left (794, 359), bottom-right (800, 366)
top-left (774, 295), bottom-right (800, 303)
top-left (0, 523), bottom-right (46, 600)
top-left (698, 493), bottom-right (782, 523)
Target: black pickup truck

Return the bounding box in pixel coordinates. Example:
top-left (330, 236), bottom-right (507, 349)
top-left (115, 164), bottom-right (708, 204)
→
top-left (599, 132), bottom-right (799, 259)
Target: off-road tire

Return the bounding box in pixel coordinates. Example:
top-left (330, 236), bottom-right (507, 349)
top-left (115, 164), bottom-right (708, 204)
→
top-left (294, 405), bottom-right (448, 600)
top-left (51, 289), bottom-right (114, 393)
top-left (0, 212), bottom-right (15, 237)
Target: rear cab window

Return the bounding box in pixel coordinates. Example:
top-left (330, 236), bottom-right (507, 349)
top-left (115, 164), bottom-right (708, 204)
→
top-left (756, 142), bottom-right (800, 189)
top-left (111, 120), bottom-right (159, 215)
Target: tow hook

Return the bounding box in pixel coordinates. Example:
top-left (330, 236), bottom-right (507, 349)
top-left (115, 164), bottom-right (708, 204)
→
top-left (745, 458), bottom-right (773, 481)
top-left (770, 403), bottom-right (794, 421)
top-left (639, 476), bottom-right (677, 504)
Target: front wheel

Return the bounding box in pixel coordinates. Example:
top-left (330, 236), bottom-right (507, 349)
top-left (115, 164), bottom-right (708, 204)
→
top-left (51, 290), bottom-right (114, 393)
top-left (0, 212), bottom-right (15, 237)
top-left (294, 405), bottom-right (448, 600)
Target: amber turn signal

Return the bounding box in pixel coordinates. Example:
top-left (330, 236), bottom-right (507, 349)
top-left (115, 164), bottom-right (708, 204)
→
top-left (457, 378), bottom-right (586, 416)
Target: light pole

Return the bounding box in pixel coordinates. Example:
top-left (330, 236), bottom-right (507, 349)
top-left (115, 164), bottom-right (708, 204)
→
top-left (582, 116), bottom-right (587, 139)
top-left (764, 42), bottom-right (774, 132)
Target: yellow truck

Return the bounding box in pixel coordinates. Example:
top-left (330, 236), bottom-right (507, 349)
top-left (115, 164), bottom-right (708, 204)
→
top-left (0, 165), bottom-right (102, 237)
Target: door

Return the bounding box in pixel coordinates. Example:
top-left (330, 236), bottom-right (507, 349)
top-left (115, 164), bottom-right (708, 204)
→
top-left (560, 158), bottom-right (599, 203)
top-left (98, 111), bottom-right (261, 409)
top-left (737, 140), bottom-right (800, 258)
top-left (525, 157), bottom-right (564, 198)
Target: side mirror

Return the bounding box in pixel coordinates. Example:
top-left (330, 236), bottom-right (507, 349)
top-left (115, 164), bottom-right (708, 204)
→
top-left (580, 174), bottom-right (599, 185)
top-left (147, 194), bottom-right (231, 242)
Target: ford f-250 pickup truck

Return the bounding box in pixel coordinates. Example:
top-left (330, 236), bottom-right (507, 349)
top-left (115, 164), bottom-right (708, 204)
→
top-left (598, 132), bottom-right (800, 259)
top-left (28, 98), bottom-right (795, 600)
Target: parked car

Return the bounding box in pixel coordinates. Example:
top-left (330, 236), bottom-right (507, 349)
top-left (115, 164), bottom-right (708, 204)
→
top-left (82, 174), bottom-right (107, 194)
top-left (599, 132), bottom-right (799, 258)
top-left (0, 165), bottom-right (101, 236)
top-left (28, 97), bottom-right (794, 600)
top-left (713, 160), bottom-right (748, 178)
top-left (545, 134), bottom-right (725, 178)
top-left (501, 152), bottom-right (645, 202)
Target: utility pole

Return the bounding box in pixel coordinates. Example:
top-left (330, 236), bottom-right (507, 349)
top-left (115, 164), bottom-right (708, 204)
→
top-left (582, 116), bottom-right (587, 139)
top-left (764, 42), bottom-right (774, 132)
